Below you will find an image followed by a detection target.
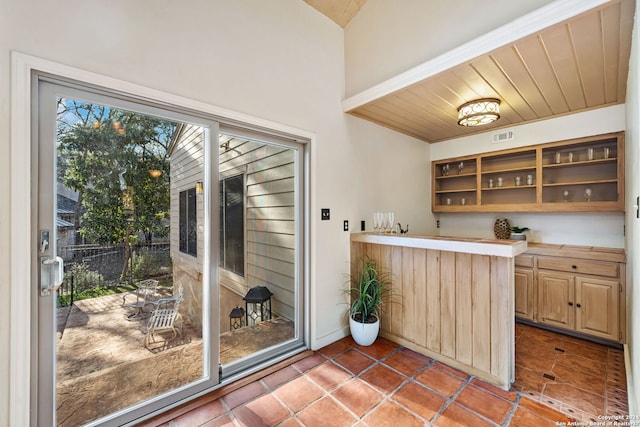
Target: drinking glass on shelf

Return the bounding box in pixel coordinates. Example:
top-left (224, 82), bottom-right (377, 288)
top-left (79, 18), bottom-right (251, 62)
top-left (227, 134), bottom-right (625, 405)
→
top-left (442, 164), bottom-right (450, 176)
top-left (388, 212), bottom-right (395, 233)
top-left (514, 176), bottom-right (521, 186)
top-left (527, 175), bottom-right (533, 186)
top-left (460, 198), bottom-right (466, 205)
top-left (563, 190), bottom-right (569, 202)
top-left (604, 147), bottom-right (610, 159)
top-left (568, 152), bottom-right (574, 163)
top-left (458, 162), bottom-right (464, 175)
top-left (555, 152), bottom-right (561, 164)
top-left (446, 198), bottom-right (451, 205)
top-left (585, 188), bottom-right (592, 202)
top-left (488, 178), bottom-right (494, 188)
top-left (587, 148), bottom-right (594, 161)
top-left (497, 177), bottom-right (503, 187)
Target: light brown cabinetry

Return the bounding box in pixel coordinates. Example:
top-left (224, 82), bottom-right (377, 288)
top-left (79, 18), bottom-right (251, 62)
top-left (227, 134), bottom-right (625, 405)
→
top-left (514, 255), bottom-right (535, 321)
top-left (515, 244), bottom-right (625, 343)
top-left (537, 271), bottom-right (576, 330)
top-left (351, 234), bottom-right (523, 390)
top-left (432, 132), bottom-right (624, 212)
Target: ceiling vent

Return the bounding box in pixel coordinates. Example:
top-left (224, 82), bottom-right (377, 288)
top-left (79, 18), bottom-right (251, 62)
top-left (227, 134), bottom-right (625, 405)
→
top-left (492, 129), bottom-right (515, 144)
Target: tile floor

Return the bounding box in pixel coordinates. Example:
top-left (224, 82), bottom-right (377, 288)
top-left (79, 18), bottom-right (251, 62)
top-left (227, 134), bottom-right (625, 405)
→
top-left (513, 322), bottom-right (628, 422)
top-left (147, 323), bottom-right (628, 426)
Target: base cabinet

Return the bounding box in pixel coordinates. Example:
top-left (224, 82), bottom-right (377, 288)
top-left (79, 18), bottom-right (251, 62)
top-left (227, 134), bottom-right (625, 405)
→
top-left (575, 276), bottom-right (619, 341)
top-left (515, 244), bottom-right (625, 344)
top-left (514, 268), bottom-right (535, 321)
top-left (538, 272), bottom-right (575, 330)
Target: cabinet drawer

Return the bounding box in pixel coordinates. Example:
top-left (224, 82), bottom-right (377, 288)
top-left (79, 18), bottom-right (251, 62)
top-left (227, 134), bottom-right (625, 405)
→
top-left (537, 257), bottom-right (619, 278)
top-left (515, 255), bottom-right (534, 268)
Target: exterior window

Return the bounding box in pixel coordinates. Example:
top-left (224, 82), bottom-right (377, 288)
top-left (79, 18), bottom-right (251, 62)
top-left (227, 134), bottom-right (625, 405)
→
top-left (179, 187), bottom-right (197, 257)
top-left (220, 174), bottom-right (244, 276)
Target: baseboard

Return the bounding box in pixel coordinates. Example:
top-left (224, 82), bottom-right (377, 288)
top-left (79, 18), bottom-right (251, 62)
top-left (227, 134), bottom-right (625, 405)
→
top-left (311, 326), bottom-right (349, 350)
top-left (625, 344), bottom-right (638, 416)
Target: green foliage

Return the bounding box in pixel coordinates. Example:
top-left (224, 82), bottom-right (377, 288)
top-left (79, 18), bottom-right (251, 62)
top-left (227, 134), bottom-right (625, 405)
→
top-left (346, 257), bottom-right (392, 324)
top-left (56, 100), bottom-right (175, 277)
top-left (57, 101), bottom-right (174, 246)
top-left (65, 262), bottom-right (105, 292)
top-left (57, 283), bottom-right (137, 307)
top-left (510, 226), bottom-right (530, 233)
top-left (131, 248), bottom-right (172, 279)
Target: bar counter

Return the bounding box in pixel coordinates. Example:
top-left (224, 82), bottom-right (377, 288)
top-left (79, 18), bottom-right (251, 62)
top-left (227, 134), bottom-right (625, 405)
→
top-left (350, 233), bottom-right (527, 389)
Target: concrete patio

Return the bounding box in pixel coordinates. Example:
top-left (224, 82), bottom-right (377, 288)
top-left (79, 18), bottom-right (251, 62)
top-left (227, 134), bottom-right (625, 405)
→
top-left (55, 292), bottom-right (294, 426)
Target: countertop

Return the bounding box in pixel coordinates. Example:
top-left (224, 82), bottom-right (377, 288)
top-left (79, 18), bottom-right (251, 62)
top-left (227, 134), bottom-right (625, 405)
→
top-left (350, 233), bottom-right (527, 258)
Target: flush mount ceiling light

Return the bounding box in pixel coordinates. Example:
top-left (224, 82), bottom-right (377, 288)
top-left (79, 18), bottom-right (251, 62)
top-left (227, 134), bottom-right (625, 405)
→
top-left (457, 98), bottom-right (501, 126)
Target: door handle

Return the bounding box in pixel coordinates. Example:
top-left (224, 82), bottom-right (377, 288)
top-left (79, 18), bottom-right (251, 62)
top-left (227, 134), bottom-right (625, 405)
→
top-left (41, 256), bottom-right (64, 296)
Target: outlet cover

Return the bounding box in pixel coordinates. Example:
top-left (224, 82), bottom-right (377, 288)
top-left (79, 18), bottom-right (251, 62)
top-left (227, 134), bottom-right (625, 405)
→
top-left (321, 208), bottom-right (330, 220)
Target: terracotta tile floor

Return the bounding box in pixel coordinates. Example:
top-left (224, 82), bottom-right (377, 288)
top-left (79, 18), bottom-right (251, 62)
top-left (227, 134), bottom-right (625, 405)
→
top-left (513, 322), bottom-right (629, 422)
top-left (149, 323), bottom-right (628, 426)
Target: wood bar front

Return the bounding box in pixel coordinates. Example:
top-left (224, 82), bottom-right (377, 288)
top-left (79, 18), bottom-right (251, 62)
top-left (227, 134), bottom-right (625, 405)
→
top-left (351, 233), bottom-right (527, 389)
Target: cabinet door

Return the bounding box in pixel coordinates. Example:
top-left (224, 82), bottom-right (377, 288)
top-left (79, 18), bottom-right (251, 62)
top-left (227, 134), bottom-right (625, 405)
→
top-left (575, 276), bottom-right (619, 341)
top-left (538, 271), bottom-right (575, 330)
top-left (515, 268), bottom-right (535, 320)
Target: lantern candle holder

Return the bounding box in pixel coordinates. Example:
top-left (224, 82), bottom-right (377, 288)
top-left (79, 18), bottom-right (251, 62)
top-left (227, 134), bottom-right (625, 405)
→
top-left (229, 306), bottom-right (245, 330)
top-left (243, 286), bottom-right (273, 326)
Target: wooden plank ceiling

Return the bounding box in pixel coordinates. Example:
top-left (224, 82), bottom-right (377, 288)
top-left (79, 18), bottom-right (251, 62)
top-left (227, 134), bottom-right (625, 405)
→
top-left (342, 0), bottom-right (634, 143)
top-left (303, 0), bottom-right (367, 28)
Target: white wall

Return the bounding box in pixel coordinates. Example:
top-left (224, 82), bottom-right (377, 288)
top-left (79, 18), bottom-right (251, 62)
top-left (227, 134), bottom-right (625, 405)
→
top-left (432, 105), bottom-right (627, 248)
top-left (624, 0), bottom-right (640, 415)
top-left (344, 0), bottom-right (554, 96)
top-left (0, 1), bottom-right (433, 424)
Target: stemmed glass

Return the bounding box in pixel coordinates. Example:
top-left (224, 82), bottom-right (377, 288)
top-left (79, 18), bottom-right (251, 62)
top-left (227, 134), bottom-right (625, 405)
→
top-left (585, 188), bottom-right (592, 202)
top-left (387, 212), bottom-right (395, 233)
top-left (380, 214), bottom-right (388, 233)
top-left (373, 212), bottom-right (380, 233)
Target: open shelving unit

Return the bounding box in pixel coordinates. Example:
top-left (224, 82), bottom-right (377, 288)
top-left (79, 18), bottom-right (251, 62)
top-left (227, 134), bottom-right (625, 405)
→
top-left (432, 132), bottom-right (624, 213)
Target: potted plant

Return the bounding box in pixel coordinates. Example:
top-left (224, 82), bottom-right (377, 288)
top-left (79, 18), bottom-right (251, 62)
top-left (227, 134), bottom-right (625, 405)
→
top-left (346, 256), bottom-right (392, 346)
top-left (510, 226), bottom-right (530, 240)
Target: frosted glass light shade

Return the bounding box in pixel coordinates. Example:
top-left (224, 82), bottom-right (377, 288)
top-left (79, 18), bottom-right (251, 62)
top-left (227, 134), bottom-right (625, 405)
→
top-left (457, 98), bottom-right (501, 126)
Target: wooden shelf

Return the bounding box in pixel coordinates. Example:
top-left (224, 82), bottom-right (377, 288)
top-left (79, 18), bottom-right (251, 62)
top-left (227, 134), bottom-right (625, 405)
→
top-left (435, 188), bottom-right (476, 193)
top-left (542, 179), bottom-right (617, 187)
top-left (482, 185), bottom-right (536, 191)
top-left (542, 158), bottom-right (617, 169)
top-left (435, 172), bottom-right (476, 179)
top-left (431, 132), bottom-right (624, 213)
top-left (481, 166), bottom-right (536, 175)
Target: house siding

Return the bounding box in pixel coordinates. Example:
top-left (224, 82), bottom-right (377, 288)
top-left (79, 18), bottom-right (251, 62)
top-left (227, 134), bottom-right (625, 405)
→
top-left (169, 125), bottom-right (205, 328)
top-left (221, 135), bottom-right (296, 322)
top-left (169, 126), bottom-right (297, 330)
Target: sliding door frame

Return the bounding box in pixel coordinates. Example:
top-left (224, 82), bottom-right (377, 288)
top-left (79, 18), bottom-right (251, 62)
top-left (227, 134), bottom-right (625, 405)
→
top-left (10, 51), bottom-right (312, 426)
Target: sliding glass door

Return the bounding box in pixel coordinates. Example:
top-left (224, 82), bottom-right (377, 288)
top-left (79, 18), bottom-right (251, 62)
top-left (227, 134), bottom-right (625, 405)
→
top-left (32, 74), bottom-right (307, 426)
top-left (217, 128), bottom-right (306, 378)
top-left (34, 78), bottom-right (219, 426)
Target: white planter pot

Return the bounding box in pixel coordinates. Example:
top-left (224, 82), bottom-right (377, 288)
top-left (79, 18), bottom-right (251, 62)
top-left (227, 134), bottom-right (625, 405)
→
top-left (349, 315), bottom-right (380, 346)
top-left (510, 232), bottom-right (527, 240)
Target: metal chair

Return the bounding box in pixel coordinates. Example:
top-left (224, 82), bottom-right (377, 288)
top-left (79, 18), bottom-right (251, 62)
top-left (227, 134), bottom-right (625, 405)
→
top-left (121, 279), bottom-right (159, 319)
top-left (145, 287), bottom-right (184, 348)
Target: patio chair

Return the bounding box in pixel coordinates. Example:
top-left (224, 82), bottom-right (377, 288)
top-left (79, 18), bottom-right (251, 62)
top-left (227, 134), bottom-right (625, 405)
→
top-left (122, 279), bottom-right (159, 319)
top-left (145, 287), bottom-right (184, 348)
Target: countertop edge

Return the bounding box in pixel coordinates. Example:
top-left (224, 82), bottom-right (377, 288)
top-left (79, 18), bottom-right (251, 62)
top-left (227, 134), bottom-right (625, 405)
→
top-left (351, 233), bottom-right (527, 258)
